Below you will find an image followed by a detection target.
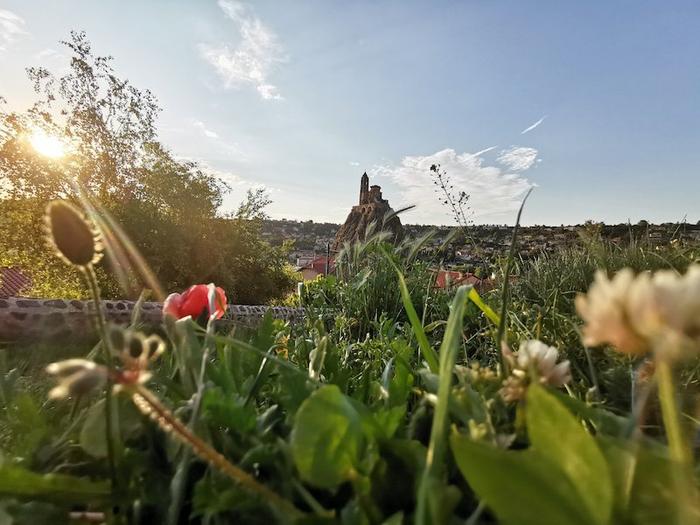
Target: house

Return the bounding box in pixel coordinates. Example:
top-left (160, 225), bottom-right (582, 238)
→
top-left (296, 256), bottom-right (335, 281)
top-left (0, 267), bottom-right (32, 297)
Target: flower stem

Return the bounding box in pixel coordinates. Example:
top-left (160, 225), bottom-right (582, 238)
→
top-left (84, 265), bottom-right (118, 495)
top-left (656, 359), bottom-right (690, 465)
top-left (132, 385), bottom-right (303, 520)
top-left (656, 357), bottom-right (695, 524)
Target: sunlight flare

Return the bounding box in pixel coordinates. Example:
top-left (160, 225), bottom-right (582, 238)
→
top-left (29, 129), bottom-right (66, 159)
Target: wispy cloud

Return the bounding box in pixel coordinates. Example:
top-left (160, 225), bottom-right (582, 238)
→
top-left (35, 48), bottom-right (66, 62)
top-left (186, 118), bottom-right (247, 159)
top-left (371, 148), bottom-right (534, 224)
top-left (521, 115), bottom-right (546, 135)
top-left (0, 9), bottom-right (27, 52)
top-left (199, 0), bottom-right (285, 100)
top-left (497, 146), bottom-right (539, 171)
top-left (192, 120), bottom-right (220, 139)
top-left (349, 161), bottom-right (360, 167)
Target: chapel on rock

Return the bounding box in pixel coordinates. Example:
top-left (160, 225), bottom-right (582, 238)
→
top-left (332, 172), bottom-right (404, 250)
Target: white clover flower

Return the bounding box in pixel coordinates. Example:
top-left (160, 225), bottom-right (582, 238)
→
top-left (575, 269), bottom-right (649, 355)
top-left (500, 340), bottom-right (571, 402)
top-left (577, 265), bottom-right (700, 357)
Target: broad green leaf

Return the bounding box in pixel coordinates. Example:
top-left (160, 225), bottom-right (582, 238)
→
top-left (526, 385), bottom-right (613, 525)
top-left (450, 433), bottom-right (593, 525)
top-left (551, 389), bottom-right (628, 436)
top-left (291, 385), bottom-right (369, 489)
top-left (598, 435), bottom-right (697, 524)
top-left (79, 398), bottom-right (112, 458)
top-left (0, 465), bottom-right (109, 504)
top-left (79, 397), bottom-right (141, 458)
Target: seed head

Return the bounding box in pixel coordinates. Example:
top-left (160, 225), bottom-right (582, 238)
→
top-left (45, 200), bottom-right (103, 267)
top-left (46, 359), bottom-right (107, 399)
top-left (108, 325), bottom-right (166, 390)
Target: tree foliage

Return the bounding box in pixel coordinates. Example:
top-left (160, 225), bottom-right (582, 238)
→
top-left (0, 31), bottom-right (294, 303)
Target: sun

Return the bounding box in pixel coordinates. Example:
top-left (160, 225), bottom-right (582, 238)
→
top-left (29, 129), bottom-right (66, 159)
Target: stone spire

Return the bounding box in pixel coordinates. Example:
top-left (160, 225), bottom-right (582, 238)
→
top-left (333, 172), bottom-right (404, 250)
top-left (359, 172), bottom-right (369, 205)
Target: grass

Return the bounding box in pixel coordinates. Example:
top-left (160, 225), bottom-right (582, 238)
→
top-left (0, 223), bottom-right (699, 523)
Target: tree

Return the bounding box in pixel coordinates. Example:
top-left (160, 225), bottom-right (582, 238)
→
top-left (0, 32), bottom-right (295, 302)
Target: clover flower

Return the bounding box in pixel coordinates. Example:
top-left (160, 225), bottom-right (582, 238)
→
top-left (46, 359), bottom-right (107, 399)
top-left (574, 269), bottom-right (649, 355)
top-left (500, 340), bottom-right (571, 402)
top-left (576, 265), bottom-right (700, 357)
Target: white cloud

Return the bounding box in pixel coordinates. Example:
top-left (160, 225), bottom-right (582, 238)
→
top-left (370, 148), bottom-right (534, 224)
top-left (521, 115), bottom-right (546, 134)
top-left (0, 9), bottom-right (27, 52)
top-left (497, 146), bottom-right (539, 171)
top-left (199, 0), bottom-right (285, 100)
top-left (349, 161), bottom-right (360, 167)
top-left (192, 120), bottom-right (220, 139)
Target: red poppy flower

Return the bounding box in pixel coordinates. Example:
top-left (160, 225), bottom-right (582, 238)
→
top-left (163, 284), bottom-right (227, 320)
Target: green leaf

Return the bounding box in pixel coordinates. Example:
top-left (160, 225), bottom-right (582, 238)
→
top-left (550, 389), bottom-right (628, 436)
top-left (597, 435), bottom-right (690, 524)
top-left (79, 398), bottom-right (111, 458)
top-left (202, 388), bottom-right (257, 434)
top-left (526, 385), bottom-right (613, 525)
top-left (371, 406), bottom-right (405, 440)
top-left (0, 465), bottom-right (109, 504)
top-left (381, 512), bottom-right (404, 525)
top-left (5, 393), bottom-right (47, 459)
top-left (450, 433), bottom-right (592, 525)
top-left (79, 397), bottom-right (141, 458)
top-left (291, 385), bottom-right (370, 489)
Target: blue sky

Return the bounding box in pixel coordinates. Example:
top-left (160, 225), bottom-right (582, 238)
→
top-left (1, 1), bottom-right (699, 225)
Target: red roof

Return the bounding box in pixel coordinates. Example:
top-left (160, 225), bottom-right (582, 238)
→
top-left (0, 267), bottom-right (32, 297)
top-left (435, 269), bottom-right (486, 290)
top-left (300, 256), bottom-right (335, 275)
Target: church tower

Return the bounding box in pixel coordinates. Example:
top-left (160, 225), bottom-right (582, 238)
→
top-left (359, 172), bottom-right (369, 205)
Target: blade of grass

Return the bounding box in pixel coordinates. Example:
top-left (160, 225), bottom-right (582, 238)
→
top-left (496, 188), bottom-right (533, 366)
top-left (415, 285), bottom-right (469, 525)
top-left (467, 287), bottom-right (500, 326)
top-left (380, 246), bottom-right (439, 373)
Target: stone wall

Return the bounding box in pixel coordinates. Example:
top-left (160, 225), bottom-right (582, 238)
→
top-left (0, 297), bottom-right (304, 342)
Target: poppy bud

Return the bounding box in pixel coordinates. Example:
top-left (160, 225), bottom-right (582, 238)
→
top-left (45, 200), bottom-right (102, 267)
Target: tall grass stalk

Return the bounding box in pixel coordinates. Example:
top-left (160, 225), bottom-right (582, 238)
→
top-left (496, 189), bottom-right (532, 373)
top-left (416, 285), bottom-right (468, 525)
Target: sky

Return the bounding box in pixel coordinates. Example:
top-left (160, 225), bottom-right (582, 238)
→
top-left (1, 1), bottom-right (699, 226)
